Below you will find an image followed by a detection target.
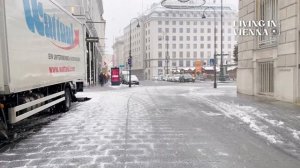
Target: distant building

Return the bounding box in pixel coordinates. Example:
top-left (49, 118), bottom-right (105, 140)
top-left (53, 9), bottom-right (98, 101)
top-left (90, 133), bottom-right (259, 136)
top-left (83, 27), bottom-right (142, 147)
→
top-left (60, 0), bottom-right (106, 85)
top-left (113, 3), bottom-right (237, 80)
top-left (237, 0), bottom-right (300, 104)
top-left (112, 36), bottom-right (126, 70)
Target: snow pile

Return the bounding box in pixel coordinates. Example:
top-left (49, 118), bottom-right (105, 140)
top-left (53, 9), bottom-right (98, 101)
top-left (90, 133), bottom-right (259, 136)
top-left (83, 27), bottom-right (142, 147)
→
top-left (189, 90), bottom-right (300, 145)
top-left (203, 99), bottom-right (283, 144)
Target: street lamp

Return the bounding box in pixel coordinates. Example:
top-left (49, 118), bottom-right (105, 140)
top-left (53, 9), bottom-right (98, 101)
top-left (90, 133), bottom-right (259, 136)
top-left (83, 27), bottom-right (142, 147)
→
top-left (161, 31), bottom-right (170, 76)
top-left (219, 0), bottom-right (225, 81)
top-left (128, 18), bottom-right (140, 88)
top-left (161, 0), bottom-right (206, 9)
top-left (202, 7), bottom-right (217, 89)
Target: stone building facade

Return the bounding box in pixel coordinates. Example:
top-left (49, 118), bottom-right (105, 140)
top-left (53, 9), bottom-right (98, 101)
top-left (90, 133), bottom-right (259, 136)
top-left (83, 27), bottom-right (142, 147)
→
top-left (237, 0), bottom-right (300, 103)
top-left (113, 3), bottom-right (237, 80)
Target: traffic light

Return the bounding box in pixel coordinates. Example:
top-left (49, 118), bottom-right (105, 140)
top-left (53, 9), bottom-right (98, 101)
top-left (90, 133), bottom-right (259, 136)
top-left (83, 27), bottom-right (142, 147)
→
top-left (210, 59), bottom-right (215, 66)
top-left (128, 57), bottom-right (132, 66)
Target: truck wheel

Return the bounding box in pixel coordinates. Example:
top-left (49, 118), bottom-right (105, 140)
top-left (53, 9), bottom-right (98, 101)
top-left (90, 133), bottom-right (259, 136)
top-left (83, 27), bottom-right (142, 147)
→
top-left (62, 88), bottom-right (71, 112)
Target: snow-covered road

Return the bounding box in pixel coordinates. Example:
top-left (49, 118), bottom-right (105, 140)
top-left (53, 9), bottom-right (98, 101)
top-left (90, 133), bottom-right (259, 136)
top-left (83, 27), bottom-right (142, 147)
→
top-left (0, 81), bottom-right (300, 168)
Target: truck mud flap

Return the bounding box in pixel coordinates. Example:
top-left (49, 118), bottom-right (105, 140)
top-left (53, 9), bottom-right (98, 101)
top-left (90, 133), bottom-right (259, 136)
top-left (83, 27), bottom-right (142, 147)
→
top-left (0, 108), bottom-right (8, 139)
top-left (8, 91), bottom-right (65, 124)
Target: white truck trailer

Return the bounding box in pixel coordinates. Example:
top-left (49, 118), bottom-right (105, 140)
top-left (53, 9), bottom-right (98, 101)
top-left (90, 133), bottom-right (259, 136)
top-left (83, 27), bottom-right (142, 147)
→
top-left (0, 0), bottom-right (85, 137)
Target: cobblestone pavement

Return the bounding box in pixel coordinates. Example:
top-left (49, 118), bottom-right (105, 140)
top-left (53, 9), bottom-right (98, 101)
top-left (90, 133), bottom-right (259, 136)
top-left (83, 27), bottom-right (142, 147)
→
top-left (0, 81), bottom-right (300, 168)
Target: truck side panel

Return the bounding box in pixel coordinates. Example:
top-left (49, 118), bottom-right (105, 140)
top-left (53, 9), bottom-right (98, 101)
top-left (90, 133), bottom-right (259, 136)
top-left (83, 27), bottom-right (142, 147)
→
top-left (0, 0), bottom-right (6, 93)
top-left (4, 0), bottom-right (84, 94)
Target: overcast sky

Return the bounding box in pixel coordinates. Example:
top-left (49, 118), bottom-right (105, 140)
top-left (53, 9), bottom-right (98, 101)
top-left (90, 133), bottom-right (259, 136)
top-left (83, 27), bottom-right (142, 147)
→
top-left (102, 0), bottom-right (238, 55)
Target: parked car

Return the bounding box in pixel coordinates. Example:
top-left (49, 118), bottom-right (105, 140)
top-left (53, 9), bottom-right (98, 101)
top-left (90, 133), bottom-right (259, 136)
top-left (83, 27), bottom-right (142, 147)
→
top-left (173, 74), bottom-right (181, 82)
top-left (123, 75), bottom-right (139, 85)
top-left (179, 74), bottom-right (195, 82)
top-left (169, 75), bottom-right (175, 82)
top-left (196, 74), bottom-right (206, 81)
top-left (152, 76), bottom-right (159, 81)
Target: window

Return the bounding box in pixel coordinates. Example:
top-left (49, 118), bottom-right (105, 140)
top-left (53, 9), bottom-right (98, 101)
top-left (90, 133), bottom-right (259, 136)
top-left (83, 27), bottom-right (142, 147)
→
top-left (187, 52), bottom-right (190, 58)
top-left (259, 62), bottom-right (274, 93)
top-left (172, 21), bottom-right (176, 25)
top-left (193, 21), bottom-right (197, 25)
top-left (172, 61), bottom-right (177, 67)
top-left (173, 28), bottom-right (176, 33)
top-left (165, 21), bottom-right (169, 25)
top-left (172, 44), bottom-right (176, 49)
top-left (228, 28), bottom-right (232, 34)
top-left (200, 28), bottom-right (204, 33)
top-left (200, 52), bottom-right (204, 58)
top-left (193, 44), bottom-right (197, 49)
top-left (193, 28), bottom-right (197, 33)
top-left (186, 21), bottom-right (190, 25)
top-left (172, 36), bottom-right (177, 41)
top-left (158, 69), bottom-right (163, 75)
top-left (193, 51), bottom-right (197, 58)
top-left (186, 60), bottom-right (190, 67)
top-left (193, 36), bottom-right (197, 41)
top-left (172, 52), bottom-right (176, 58)
top-left (179, 21), bottom-right (183, 25)
top-left (200, 36), bottom-right (204, 41)
top-left (179, 60), bottom-right (184, 67)
top-left (207, 44), bottom-right (211, 49)
top-left (180, 52), bottom-right (183, 58)
top-left (257, 0), bottom-right (278, 47)
top-left (207, 36), bottom-right (211, 41)
top-left (158, 28), bottom-right (162, 33)
top-left (207, 28), bottom-right (211, 33)
top-left (158, 61), bottom-right (163, 67)
top-left (158, 44), bottom-right (162, 49)
top-left (165, 36), bottom-right (169, 41)
top-left (200, 44), bottom-right (204, 48)
top-left (186, 36), bottom-right (190, 41)
top-left (228, 36), bottom-right (232, 41)
top-left (158, 52), bottom-right (162, 58)
top-left (180, 28), bottom-right (183, 33)
top-left (165, 28), bottom-right (169, 33)
top-left (186, 44), bottom-right (190, 49)
top-left (180, 44), bottom-right (183, 49)
top-left (208, 21), bottom-right (211, 25)
top-left (187, 28), bottom-right (190, 33)
top-left (207, 51), bottom-right (211, 57)
top-left (180, 36), bottom-right (183, 41)
top-left (158, 21), bottom-right (162, 25)
top-left (158, 36), bottom-right (162, 41)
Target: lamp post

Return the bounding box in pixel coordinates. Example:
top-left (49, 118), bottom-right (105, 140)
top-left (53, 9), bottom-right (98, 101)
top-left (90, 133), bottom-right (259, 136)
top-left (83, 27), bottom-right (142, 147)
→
top-left (219, 0), bottom-right (225, 81)
top-left (161, 31), bottom-right (169, 76)
top-left (166, 35), bottom-right (169, 75)
top-left (128, 18), bottom-right (140, 88)
top-left (202, 7), bottom-right (217, 89)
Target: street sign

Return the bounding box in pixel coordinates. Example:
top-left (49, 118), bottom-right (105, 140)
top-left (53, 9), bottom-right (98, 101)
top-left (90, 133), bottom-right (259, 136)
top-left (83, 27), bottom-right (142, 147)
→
top-left (119, 64), bottom-right (125, 68)
top-left (86, 37), bottom-right (99, 43)
top-left (210, 59), bottom-right (215, 66)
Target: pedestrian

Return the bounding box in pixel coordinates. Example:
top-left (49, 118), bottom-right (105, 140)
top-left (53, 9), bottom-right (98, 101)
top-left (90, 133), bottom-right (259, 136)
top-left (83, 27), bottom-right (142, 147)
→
top-left (99, 73), bottom-right (104, 86)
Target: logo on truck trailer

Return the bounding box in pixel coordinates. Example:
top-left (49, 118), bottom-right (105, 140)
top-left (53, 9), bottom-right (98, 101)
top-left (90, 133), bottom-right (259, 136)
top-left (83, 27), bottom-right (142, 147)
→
top-left (23, 0), bottom-right (79, 50)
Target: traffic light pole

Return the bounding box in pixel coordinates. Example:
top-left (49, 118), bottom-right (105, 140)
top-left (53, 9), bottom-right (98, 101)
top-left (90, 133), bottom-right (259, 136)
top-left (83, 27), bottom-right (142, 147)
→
top-left (129, 22), bottom-right (132, 88)
top-left (128, 18), bottom-right (140, 88)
